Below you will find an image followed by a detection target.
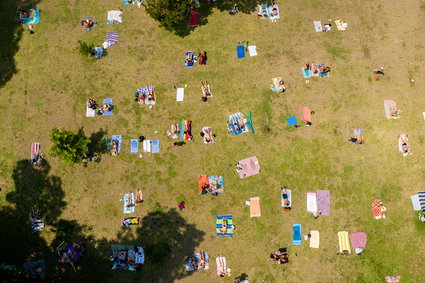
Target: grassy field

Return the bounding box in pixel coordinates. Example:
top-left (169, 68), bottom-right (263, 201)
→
top-left (1, 0), bottom-right (425, 282)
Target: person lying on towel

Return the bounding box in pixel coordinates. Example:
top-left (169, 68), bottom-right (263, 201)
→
top-left (135, 189), bottom-right (143, 204)
top-left (204, 129), bottom-right (213, 143)
top-left (304, 63), bottom-right (311, 70)
top-left (281, 187), bottom-right (290, 207)
top-left (201, 81), bottom-right (211, 97)
top-left (111, 140), bottom-right (119, 155)
top-left (271, 4), bottom-right (278, 16)
top-left (210, 180), bottom-right (220, 195)
top-left (258, 8), bottom-right (268, 18)
top-left (219, 218), bottom-right (228, 235)
top-left (320, 65), bottom-right (331, 74)
top-left (147, 88), bottom-right (155, 103)
top-left (198, 51), bottom-right (207, 65)
top-left (191, 256), bottom-right (198, 269)
top-left (122, 217), bottom-right (140, 226)
top-left (199, 251), bottom-right (207, 268)
top-left (185, 53), bottom-right (194, 65)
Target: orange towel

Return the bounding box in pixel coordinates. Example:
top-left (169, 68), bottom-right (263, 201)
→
top-left (198, 175), bottom-right (209, 194)
top-left (250, 197), bottom-right (261, 217)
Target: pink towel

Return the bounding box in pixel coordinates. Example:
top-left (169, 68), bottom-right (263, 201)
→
top-left (316, 190), bottom-right (330, 216)
top-left (215, 256), bottom-right (226, 276)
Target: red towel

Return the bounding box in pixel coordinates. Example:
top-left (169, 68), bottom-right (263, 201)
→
top-left (189, 11), bottom-right (200, 27)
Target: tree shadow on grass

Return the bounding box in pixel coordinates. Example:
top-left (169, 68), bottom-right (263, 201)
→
top-left (0, 0), bottom-right (41, 88)
top-left (174, 0), bottom-right (259, 37)
top-left (88, 128), bottom-right (108, 155)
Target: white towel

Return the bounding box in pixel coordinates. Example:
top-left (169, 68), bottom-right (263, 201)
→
top-left (248, 45), bottom-right (257, 57)
top-left (411, 195), bottom-right (421, 211)
top-left (86, 102), bottom-right (95, 117)
top-left (310, 231), bottom-right (320, 248)
top-left (176, 88), bottom-right (184, 102)
top-left (314, 21), bottom-right (322, 32)
top-left (143, 140), bottom-right (151, 152)
top-left (307, 192), bottom-right (317, 213)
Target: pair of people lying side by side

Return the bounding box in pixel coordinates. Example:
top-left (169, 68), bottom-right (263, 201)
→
top-left (270, 248), bottom-right (288, 264)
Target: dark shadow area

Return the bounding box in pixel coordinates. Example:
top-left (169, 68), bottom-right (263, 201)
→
top-left (88, 128), bottom-right (108, 155)
top-left (0, 0), bottom-right (41, 88)
top-left (174, 0), bottom-right (259, 37)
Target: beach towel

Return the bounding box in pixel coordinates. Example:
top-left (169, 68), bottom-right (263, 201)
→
top-left (248, 45), bottom-right (257, 57)
top-left (281, 189), bottom-right (291, 210)
top-left (152, 140), bottom-right (159, 153)
top-left (411, 194), bottom-right (421, 211)
top-left (384, 100), bottom-right (397, 119)
top-left (228, 112), bottom-right (248, 135)
top-left (198, 175), bottom-right (210, 194)
top-left (23, 260), bottom-right (46, 279)
top-left (271, 77), bottom-right (285, 92)
top-left (302, 106), bottom-right (311, 122)
top-left (247, 111), bottom-right (255, 134)
top-left (31, 143), bottom-right (40, 163)
top-left (335, 20), bottom-right (348, 31)
top-left (338, 231), bottom-right (351, 254)
top-left (419, 191), bottom-right (425, 212)
top-left (176, 88), bottom-right (184, 102)
top-left (86, 101), bottom-right (95, 117)
top-left (314, 21), bottom-right (323, 32)
top-left (180, 120), bottom-right (193, 140)
top-left (293, 224), bottom-right (302, 245)
top-left (310, 231), bottom-right (320, 248)
top-left (209, 175), bottom-right (224, 195)
top-left (250, 197), bottom-right (261, 217)
top-left (189, 11), bottom-right (200, 27)
top-left (258, 4), bottom-right (269, 19)
top-left (216, 256), bottom-right (227, 276)
top-left (184, 51), bottom-right (195, 67)
top-left (349, 232), bottom-right (367, 253)
top-left (186, 252), bottom-right (210, 271)
top-left (121, 217), bottom-right (141, 226)
top-left (238, 156), bottom-right (260, 179)
top-left (130, 139), bottom-right (138, 153)
top-left (269, 4), bottom-right (280, 20)
top-left (167, 123), bottom-right (180, 139)
top-left (372, 199), bottom-right (383, 219)
top-left (316, 190), bottom-right (330, 215)
top-left (287, 116), bottom-right (298, 126)
top-left (124, 0), bottom-right (136, 5)
top-left (302, 67), bottom-right (312, 78)
top-left (385, 276), bottom-right (401, 283)
top-left (103, 32), bottom-right (119, 49)
top-left (123, 193), bottom-right (135, 214)
top-left (216, 215), bottom-right (233, 237)
top-left (103, 98), bottom-right (113, 116)
top-left (143, 140), bottom-right (151, 152)
top-left (237, 45), bottom-right (245, 58)
top-left (398, 134), bottom-right (410, 155)
top-left (21, 9), bottom-right (40, 25)
top-left (107, 10), bottom-right (123, 24)
top-left (111, 135), bottom-right (122, 153)
top-left (307, 192), bottom-right (317, 213)
top-left (202, 127), bottom-right (214, 144)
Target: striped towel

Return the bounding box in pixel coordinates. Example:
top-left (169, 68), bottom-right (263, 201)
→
top-left (419, 191), bottom-right (425, 212)
top-left (103, 32), bottom-right (119, 49)
top-left (216, 215), bottom-right (233, 237)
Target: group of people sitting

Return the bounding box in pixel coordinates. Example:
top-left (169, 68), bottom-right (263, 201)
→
top-left (304, 63), bottom-right (331, 76)
top-left (58, 243), bottom-right (84, 265)
top-left (201, 180), bottom-right (220, 195)
top-left (135, 86), bottom-right (156, 105)
top-left (188, 251), bottom-right (208, 270)
top-left (111, 246), bottom-right (144, 271)
top-left (88, 98), bottom-right (113, 115)
top-left (257, 4), bottom-right (279, 19)
top-left (270, 248), bottom-right (289, 264)
top-left (201, 81), bottom-right (212, 102)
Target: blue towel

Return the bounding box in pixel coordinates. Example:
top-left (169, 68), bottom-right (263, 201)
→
top-left (237, 45), bottom-right (245, 58)
top-left (287, 116), bottom-right (298, 126)
top-left (152, 140), bottom-right (159, 153)
top-left (302, 67), bottom-right (312, 78)
top-left (293, 224), bottom-right (302, 245)
top-left (184, 51), bottom-right (195, 67)
top-left (23, 9), bottom-right (40, 25)
top-left (216, 215), bottom-right (233, 237)
top-left (130, 139), bottom-right (138, 153)
top-left (123, 0), bottom-right (136, 5)
top-left (112, 135), bottom-right (122, 152)
top-left (103, 98), bottom-right (113, 116)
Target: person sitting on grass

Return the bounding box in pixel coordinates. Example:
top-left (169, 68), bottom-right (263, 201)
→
top-left (372, 67), bottom-right (384, 75)
top-left (81, 19), bottom-right (94, 31)
top-left (219, 218), bottom-right (228, 235)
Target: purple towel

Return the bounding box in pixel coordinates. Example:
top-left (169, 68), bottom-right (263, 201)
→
top-left (316, 190), bottom-right (330, 216)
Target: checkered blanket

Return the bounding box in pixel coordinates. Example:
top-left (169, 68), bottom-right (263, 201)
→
top-left (372, 199), bottom-right (382, 219)
top-left (385, 276), bottom-right (401, 283)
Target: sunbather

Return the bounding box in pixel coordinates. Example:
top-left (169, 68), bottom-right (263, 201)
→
top-left (111, 140), bottom-right (118, 155)
top-left (204, 129), bottom-right (213, 143)
top-left (103, 104), bottom-right (112, 112)
top-left (281, 187), bottom-right (290, 207)
top-left (258, 8), bottom-right (268, 18)
top-left (171, 123), bottom-right (178, 135)
top-left (201, 81), bottom-right (211, 97)
top-left (304, 63), bottom-right (311, 70)
top-left (186, 53), bottom-right (194, 64)
top-left (389, 106), bottom-right (398, 118)
top-left (135, 189), bottom-right (143, 204)
top-left (200, 251), bottom-right (207, 268)
top-left (271, 4), bottom-right (278, 16)
top-left (320, 66), bottom-right (331, 74)
top-left (220, 218), bottom-right (227, 235)
top-left (239, 119), bottom-right (245, 130)
top-left (210, 180), bottom-right (219, 194)
top-left (356, 134), bottom-right (364, 145)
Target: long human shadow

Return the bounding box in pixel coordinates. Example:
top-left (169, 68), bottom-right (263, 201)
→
top-left (0, 159), bottom-right (66, 280)
top-left (0, 0), bottom-right (41, 88)
top-left (174, 0), bottom-right (259, 37)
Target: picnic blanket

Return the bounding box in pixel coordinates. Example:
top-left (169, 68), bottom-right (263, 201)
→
top-left (111, 245), bottom-right (144, 270)
top-left (216, 256), bottom-right (227, 276)
top-left (310, 231), bottom-right (320, 248)
top-left (121, 217), bottom-right (140, 226)
top-left (103, 98), bottom-right (113, 116)
top-left (281, 189), bottom-right (291, 210)
top-left (107, 10), bottom-right (123, 24)
top-left (314, 21), bottom-right (322, 32)
top-left (250, 197), bottom-right (261, 217)
top-left (306, 192), bottom-right (317, 213)
top-left (130, 139), bottom-right (138, 153)
top-left (123, 193), bottom-right (135, 214)
top-left (238, 156), bottom-right (260, 179)
top-left (198, 175), bottom-right (224, 195)
top-left (287, 116), bottom-right (298, 126)
top-left (176, 88), bottom-right (184, 102)
top-left (184, 51), bottom-right (194, 67)
top-left (316, 190), bottom-right (330, 215)
top-left (152, 140), bottom-right (159, 153)
top-left (293, 224), bottom-right (302, 245)
top-left (335, 20), bottom-right (348, 31)
top-left (111, 135), bottom-right (122, 153)
top-left (143, 140), bottom-right (151, 152)
top-left (384, 100), bottom-right (397, 119)
top-left (216, 215), bottom-right (233, 237)
top-left (372, 199), bottom-right (383, 219)
top-left (385, 276), bottom-right (401, 283)
top-left (180, 120), bottom-right (193, 140)
top-left (228, 112), bottom-right (248, 135)
top-left (411, 194), bottom-right (421, 211)
top-left (202, 127), bottom-right (214, 144)
top-left (189, 11), bottom-right (200, 27)
top-left (237, 45), bottom-right (245, 58)
top-left (398, 134), bottom-right (410, 155)
top-left (23, 259), bottom-right (46, 279)
top-left (86, 101), bottom-right (95, 117)
top-left (248, 45), bottom-right (257, 57)
top-left (419, 191), bottom-right (425, 212)
top-left (302, 106), bottom-right (311, 122)
top-left (103, 32), bottom-right (119, 49)
top-left (338, 231), bottom-right (351, 254)
top-left (185, 252), bottom-right (210, 271)
top-left (349, 232), bottom-right (367, 252)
